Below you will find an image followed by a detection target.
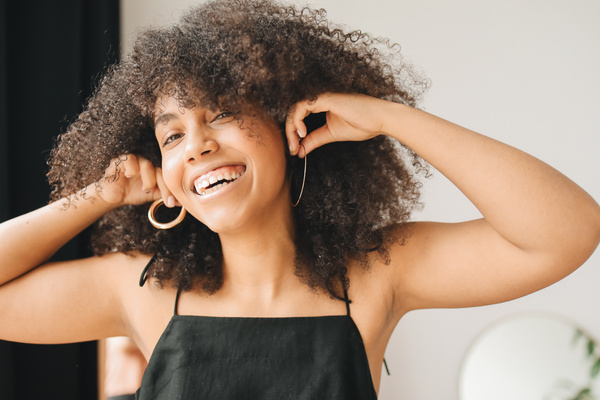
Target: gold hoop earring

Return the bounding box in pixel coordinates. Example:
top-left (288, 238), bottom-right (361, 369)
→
top-left (148, 199), bottom-right (187, 229)
top-left (291, 147), bottom-right (307, 207)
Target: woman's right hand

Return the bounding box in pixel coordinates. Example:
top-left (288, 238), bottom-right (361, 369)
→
top-left (96, 154), bottom-right (178, 208)
top-left (0, 157), bottom-right (177, 340)
top-left (0, 155), bottom-right (170, 290)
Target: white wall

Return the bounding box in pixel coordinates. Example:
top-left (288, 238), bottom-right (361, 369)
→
top-left (121, 1), bottom-right (600, 398)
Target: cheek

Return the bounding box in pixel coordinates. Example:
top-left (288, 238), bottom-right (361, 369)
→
top-left (161, 154), bottom-right (184, 194)
top-left (272, 145), bottom-right (289, 189)
top-left (260, 149), bottom-right (288, 191)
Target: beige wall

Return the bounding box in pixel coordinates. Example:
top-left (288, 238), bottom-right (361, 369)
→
top-left (121, 1), bottom-right (600, 398)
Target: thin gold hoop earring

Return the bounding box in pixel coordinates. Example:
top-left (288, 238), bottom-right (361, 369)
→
top-left (148, 199), bottom-right (187, 229)
top-left (291, 147), bottom-right (307, 207)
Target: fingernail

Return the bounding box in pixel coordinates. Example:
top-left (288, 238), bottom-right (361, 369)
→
top-left (166, 196), bottom-right (175, 208)
top-left (296, 129), bottom-right (303, 138)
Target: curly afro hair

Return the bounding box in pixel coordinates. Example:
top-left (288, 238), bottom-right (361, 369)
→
top-left (47, 0), bottom-right (430, 299)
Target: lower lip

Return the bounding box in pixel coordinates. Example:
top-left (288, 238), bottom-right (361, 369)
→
top-left (193, 172), bottom-right (245, 200)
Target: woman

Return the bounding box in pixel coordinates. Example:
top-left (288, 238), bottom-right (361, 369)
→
top-left (1, 0), bottom-right (598, 398)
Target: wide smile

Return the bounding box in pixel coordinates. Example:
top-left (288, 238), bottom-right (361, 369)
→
top-left (192, 164), bottom-right (247, 197)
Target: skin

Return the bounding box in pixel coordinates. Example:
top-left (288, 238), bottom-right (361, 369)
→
top-left (0, 93), bottom-right (599, 393)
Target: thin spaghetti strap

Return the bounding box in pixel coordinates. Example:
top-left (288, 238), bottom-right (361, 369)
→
top-left (174, 287), bottom-right (182, 316)
top-left (139, 254), bottom-right (157, 287)
top-left (342, 285), bottom-right (351, 317)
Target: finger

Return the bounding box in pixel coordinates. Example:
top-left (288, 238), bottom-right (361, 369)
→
top-left (298, 124), bottom-right (336, 157)
top-left (137, 156), bottom-right (158, 193)
top-left (285, 104), bottom-right (303, 156)
top-left (293, 98), bottom-right (329, 137)
top-left (120, 154), bottom-right (140, 178)
top-left (286, 94), bottom-right (333, 155)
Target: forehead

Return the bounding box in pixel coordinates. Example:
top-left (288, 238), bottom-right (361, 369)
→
top-left (153, 93), bottom-right (232, 119)
top-left (153, 95), bottom-right (215, 128)
top-left (153, 97), bottom-right (186, 128)
top-left (154, 95), bottom-right (194, 115)
top-left (152, 87), bottom-right (214, 113)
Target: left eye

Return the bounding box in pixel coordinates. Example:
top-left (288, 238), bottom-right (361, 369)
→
top-left (162, 132), bottom-right (184, 147)
top-left (213, 111), bottom-right (235, 121)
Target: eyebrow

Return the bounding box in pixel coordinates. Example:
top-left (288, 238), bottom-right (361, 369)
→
top-left (154, 112), bottom-right (179, 127)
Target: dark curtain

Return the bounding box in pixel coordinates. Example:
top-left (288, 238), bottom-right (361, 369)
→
top-left (0, 1), bottom-right (120, 399)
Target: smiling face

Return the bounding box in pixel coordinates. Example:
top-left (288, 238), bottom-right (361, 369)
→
top-left (154, 96), bottom-right (291, 234)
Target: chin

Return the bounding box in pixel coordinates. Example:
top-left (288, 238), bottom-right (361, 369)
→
top-left (194, 208), bottom-right (250, 235)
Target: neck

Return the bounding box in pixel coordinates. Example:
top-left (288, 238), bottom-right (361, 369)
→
top-left (217, 204), bottom-right (298, 301)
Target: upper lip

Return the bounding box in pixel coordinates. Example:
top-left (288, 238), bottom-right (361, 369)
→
top-left (188, 161), bottom-right (246, 192)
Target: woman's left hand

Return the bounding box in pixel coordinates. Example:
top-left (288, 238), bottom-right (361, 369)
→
top-left (285, 93), bottom-right (392, 157)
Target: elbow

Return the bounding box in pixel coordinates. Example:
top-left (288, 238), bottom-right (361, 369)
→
top-left (586, 200), bottom-right (600, 253)
top-left (544, 200), bottom-right (600, 276)
top-left (567, 200), bottom-right (600, 268)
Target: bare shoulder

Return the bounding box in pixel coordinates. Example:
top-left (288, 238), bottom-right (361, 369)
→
top-left (347, 223), bottom-right (418, 288)
top-left (344, 224), bottom-right (415, 337)
top-left (103, 251), bottom-right (154, 292)
top-left (343, 227), bottom-right (416, 382)
top-left (346, 221), bottom-right (453, 323)
top-left (114, 252), bottom-right (181, 359)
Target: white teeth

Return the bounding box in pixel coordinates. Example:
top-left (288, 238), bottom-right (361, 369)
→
top-left (201, 181), bottom-right (228, 196)
top-left (194, 170), bottom-right (245, 196)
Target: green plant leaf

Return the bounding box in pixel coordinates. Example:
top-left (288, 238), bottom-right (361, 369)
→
top-left (588, 340), bottom-right (596, 357)
top-left (573, 387), bottom-right (592, 400)
top-left (592, 358), bottom-right (600, 378)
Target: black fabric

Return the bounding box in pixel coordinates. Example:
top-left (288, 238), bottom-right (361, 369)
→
top-left (135, 277), bottom-right (377, 400)
top-left (136, 315), bottom-right (377, 400)
top-left (0, 1), bottom-right (119, 399)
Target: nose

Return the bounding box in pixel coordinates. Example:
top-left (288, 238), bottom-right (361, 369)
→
top-left (184, 128), bottom-right (219, 163)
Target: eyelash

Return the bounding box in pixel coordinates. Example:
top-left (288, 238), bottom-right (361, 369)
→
top-left (162, 132), bottom-right (183, 147)
top-left (213, 110), bottom-right (234, 121)
top-left (160, 111), bottom-right (235, 147)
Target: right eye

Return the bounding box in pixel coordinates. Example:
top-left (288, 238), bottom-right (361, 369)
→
top-left (162, 132), bottom-right (184, 148)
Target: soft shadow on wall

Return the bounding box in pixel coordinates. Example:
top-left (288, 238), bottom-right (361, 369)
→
top-left (0, 1), bottom-right (119, 399)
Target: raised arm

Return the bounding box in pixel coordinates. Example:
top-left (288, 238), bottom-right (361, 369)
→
top-left (0, 154), bottom-right (170, 343)
top-left (286, 93), bottom-right (600, 315)
top-left (0, 154), bottom-right (165, 284)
